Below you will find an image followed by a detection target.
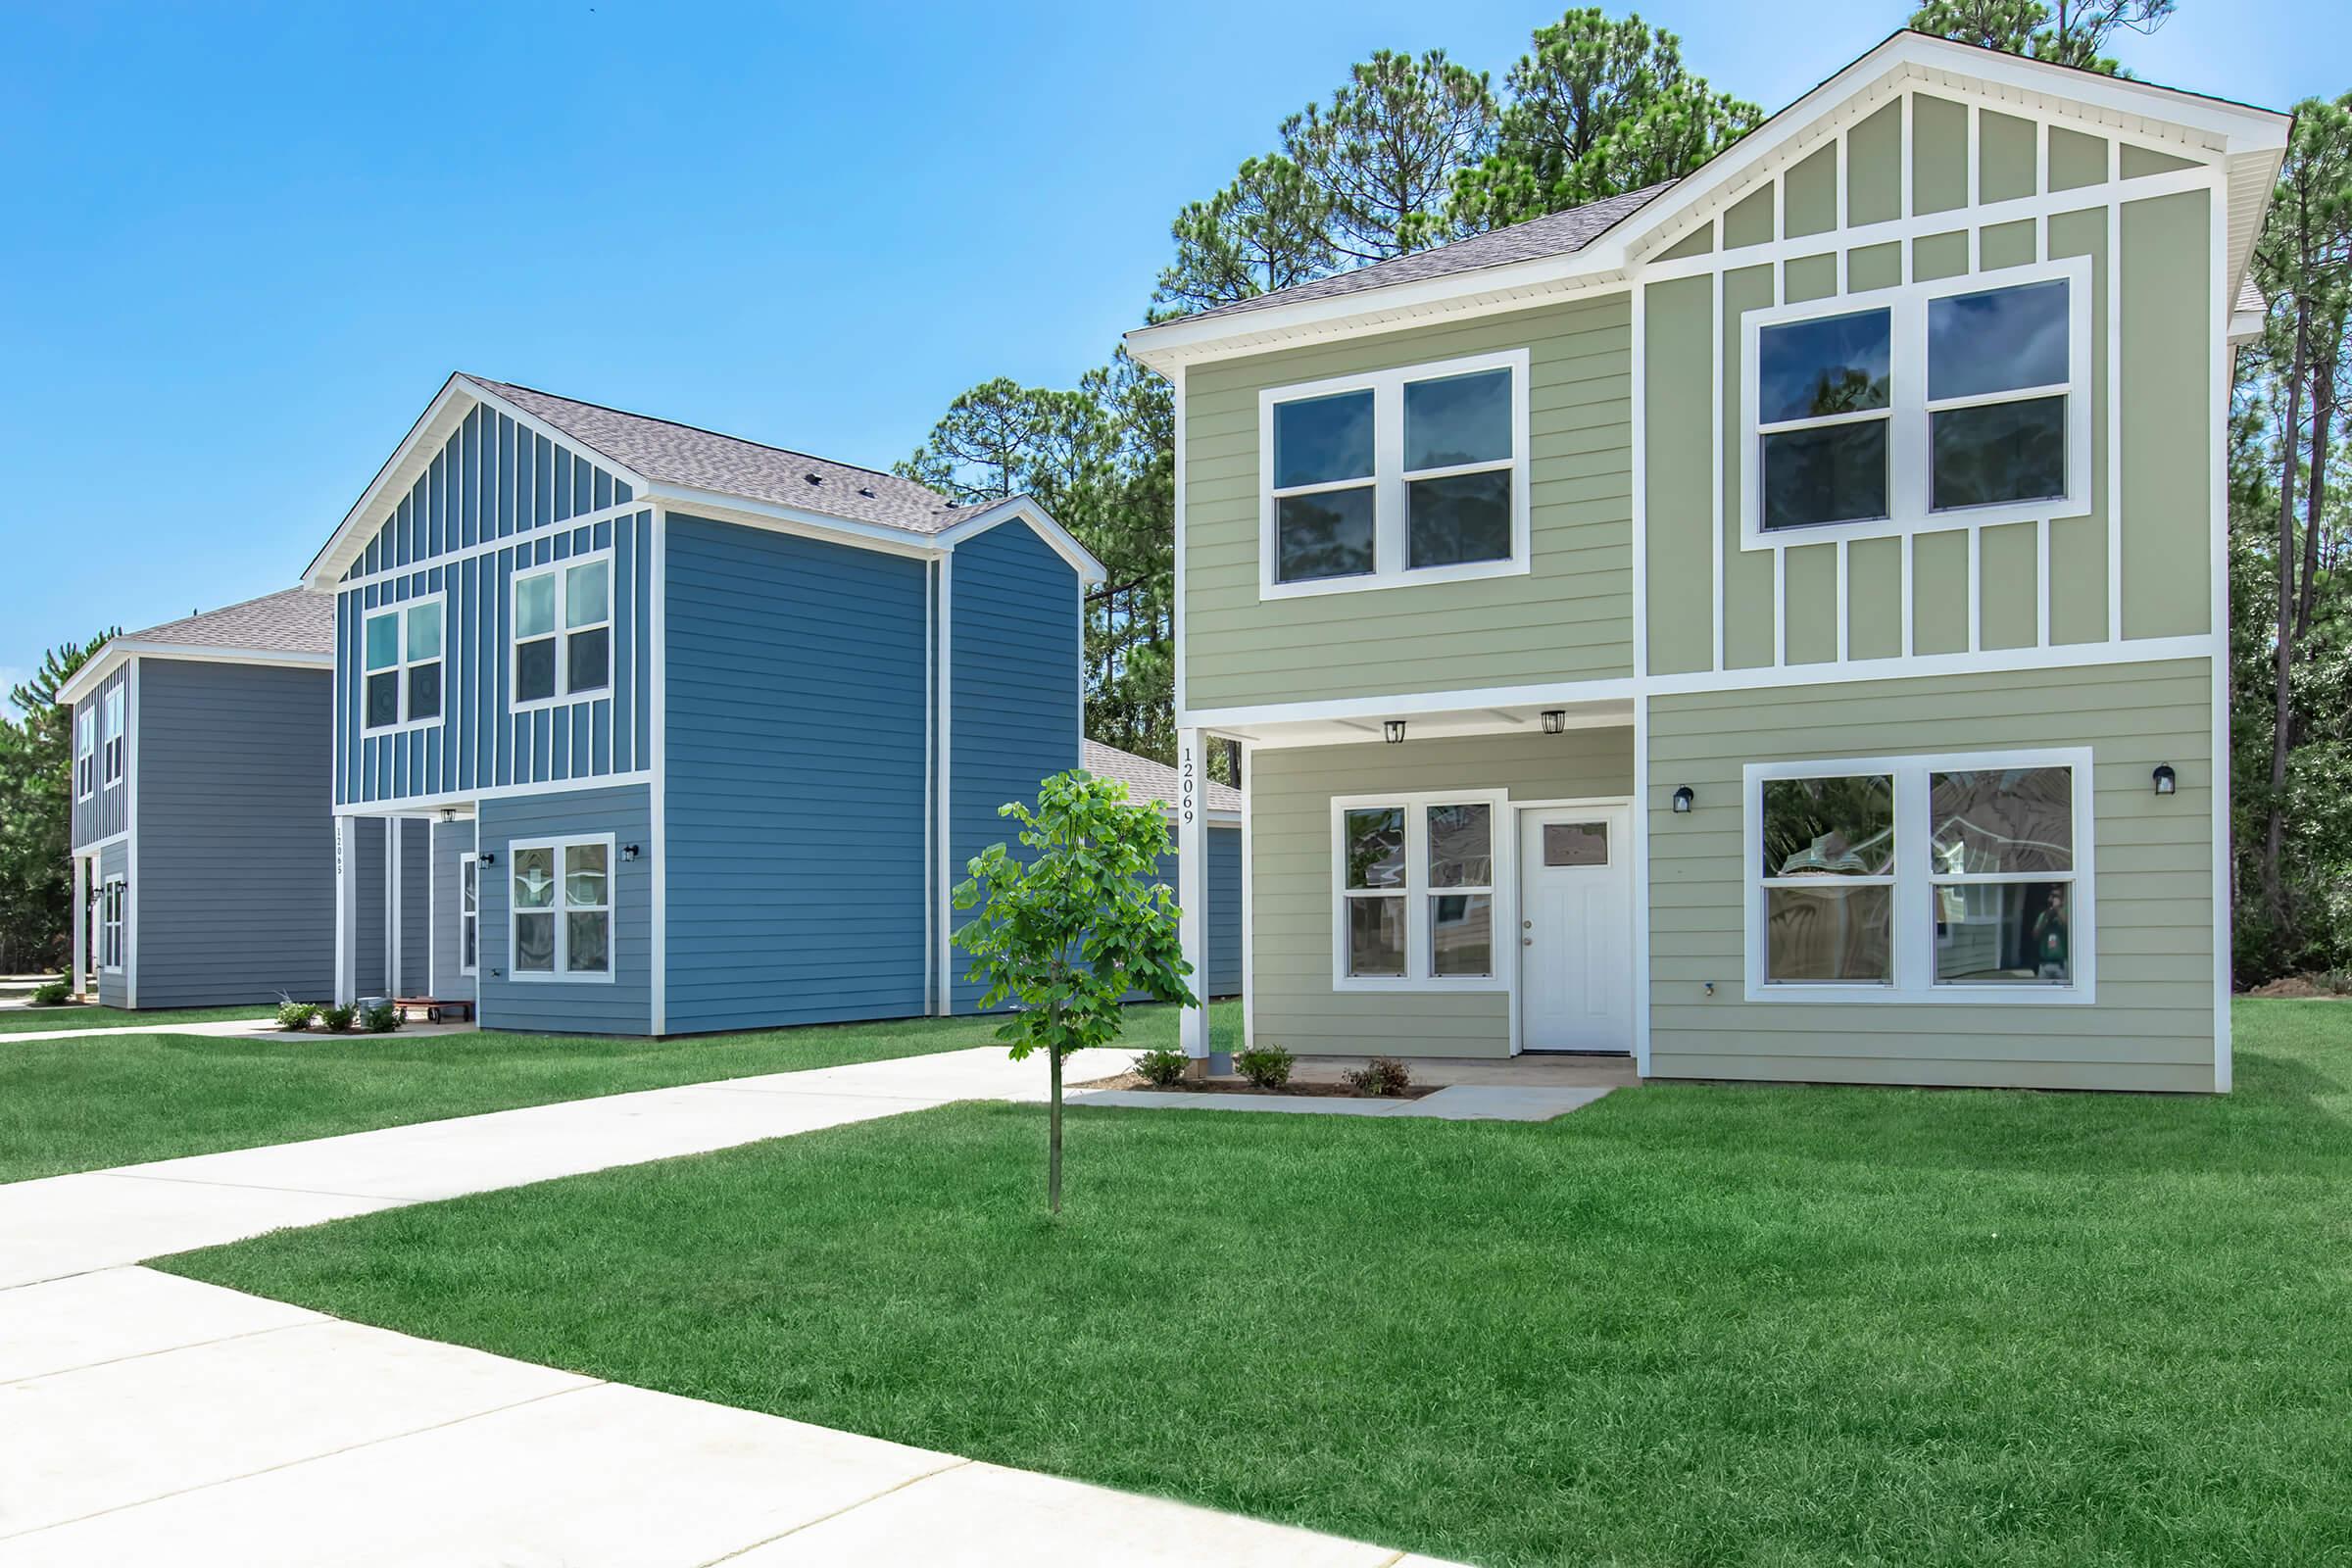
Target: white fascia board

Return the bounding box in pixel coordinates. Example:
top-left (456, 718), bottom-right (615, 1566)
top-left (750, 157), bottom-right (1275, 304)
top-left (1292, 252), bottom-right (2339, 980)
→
top-left (640, 485), bottom-right (945, 562)
top-left (53, 638), bottom-right (128, 709)
top-left (56, 640), bottom-right (334, 708)
top-left (934, 495), bottom-right (1107, 585)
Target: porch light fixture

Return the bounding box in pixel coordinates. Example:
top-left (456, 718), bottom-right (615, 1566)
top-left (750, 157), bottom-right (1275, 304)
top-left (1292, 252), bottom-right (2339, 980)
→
top-left (1541, 710), bottom-right (1568, 736)
top-left (1384, 720), bottom-right (1406, 745)
top-left (2152, 764), bottom-right (2177, 796)
top-left (622, 843), bottom-right (642, 862)
top-left (478, 850), bottom-right (497, 867)
top-left (1671, 786), bottom-right (1694, 813)
top-left (439, 808), bottom-right (456, 823)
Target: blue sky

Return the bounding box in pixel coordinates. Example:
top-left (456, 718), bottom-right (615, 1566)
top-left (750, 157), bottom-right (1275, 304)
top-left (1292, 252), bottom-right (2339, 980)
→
top-left (2, 0), bottom-right (2341, 701)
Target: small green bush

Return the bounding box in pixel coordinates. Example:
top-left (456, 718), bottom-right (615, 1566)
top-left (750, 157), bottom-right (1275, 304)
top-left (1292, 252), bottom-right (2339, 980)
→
top-left (1345, 1055), bottom-right (1412, 1097)
top-left (1235, 1045), bottom-right (1296, 1090)
top-left (318, 1004), bottom-right (357, 1034)
top-left (1134, 1048), bottom-right (1188, 1087)
top-left (275, 1000), bottom-right (320, 1031)
top-left (358, 1001), bottom-right (401, 1034)
top-left (28, 980), bottom-right (71, 1006)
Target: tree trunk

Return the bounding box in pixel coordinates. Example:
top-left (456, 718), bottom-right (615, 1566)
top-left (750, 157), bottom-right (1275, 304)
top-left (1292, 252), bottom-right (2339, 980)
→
top-left (1048, 1050), bottom-right (1063, 1215)
top-left (2265, 304), bottom-right (2312, 929)
top-left (2294, 333), bottom-right (2336, 643)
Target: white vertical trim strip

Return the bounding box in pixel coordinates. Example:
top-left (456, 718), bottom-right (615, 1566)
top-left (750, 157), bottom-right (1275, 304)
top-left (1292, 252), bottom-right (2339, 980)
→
top-left (122, 658), bottom-right (140, 1008)
top-left (2208, 169), bottom-right (2233, 1091)
top-left (1631, 280), bottom-right (1648, 678)
top-left (1631, 692), bottom-right (1652, 1076)
top-left (649, 505), bottom-right (668, 1035)
top-left (1239, 738), bottom-right (1254, 1053)
top-left (1172, 365), bottom-right (1188, 716)
top-left (1836, 538), bottom-right (1851, 662)
top-left (1711, 269), bottom-right (1726, 671)
top-left (2107, 136), bottom-right (2125, 643)
top-left (924, 559), bottom-right (936, 1015)
top-left (936, 553), bottom-right (955, 1014)
top-left (1177, 728), bottom-right (1209, 1057)
top-left (426, 818), bottom-right (437, 999)
top-left (2036, 518), bottom-right (2052, 647)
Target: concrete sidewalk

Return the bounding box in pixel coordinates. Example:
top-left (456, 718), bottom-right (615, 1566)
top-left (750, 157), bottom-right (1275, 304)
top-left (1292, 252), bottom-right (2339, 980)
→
top-left (0, 1046), bottom-right (1459, 1565)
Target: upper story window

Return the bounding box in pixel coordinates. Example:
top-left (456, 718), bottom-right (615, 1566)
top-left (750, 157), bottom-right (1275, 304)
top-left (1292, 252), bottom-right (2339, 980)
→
top-left (74, 708), bottom-right (95, 800)
top-left (513, 555), bottom-right (612, 708)
top-left (1333, 791), bottom-right (1506, 990)
top-left (1260, 349), bottom-right (1531, 599)
top-left (363, 597), bottom-right (444, 732)
top-left (101, 687), bottom-right (124, 786)
top-left (1742, 259), bottom-right (2091, 546)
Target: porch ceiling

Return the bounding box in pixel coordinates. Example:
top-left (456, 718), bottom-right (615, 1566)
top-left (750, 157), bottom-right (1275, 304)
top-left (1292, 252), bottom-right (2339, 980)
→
top-left (1209, 696), bottom-right (1633, 752)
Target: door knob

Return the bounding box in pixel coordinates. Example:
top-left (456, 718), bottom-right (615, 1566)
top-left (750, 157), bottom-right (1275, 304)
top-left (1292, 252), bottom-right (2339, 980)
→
top-left (1522, 936), bottom-right (1533, 947)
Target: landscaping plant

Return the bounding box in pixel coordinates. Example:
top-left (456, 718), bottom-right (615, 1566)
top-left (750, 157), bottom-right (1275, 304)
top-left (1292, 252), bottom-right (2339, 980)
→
top-left (1133, 1047), bottom-right (1188, 1087)
top-left (955, 768), bottom-right (1199, 1212)
top-left (1235, 1045), bottom-right (1296, 1090)
top-left (275, 999), bottom-right (319, 1032)
top-left (28, 980), bottom-right (70, 1006)
top-left (1345, 1055), bottom-right (1412, 1097)
top-left (358, 1001), bottom-right (401, 1034)
top-left (318, 1004), bottom-right (357, 1034)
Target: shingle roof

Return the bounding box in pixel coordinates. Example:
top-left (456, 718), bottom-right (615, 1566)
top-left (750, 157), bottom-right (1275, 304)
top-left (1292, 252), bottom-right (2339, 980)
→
top-left (1083, 740), bottom-right (1243, 815)
top-left (124, 587), bottom-right (333, 656)
top-left (467, 376), bottom-right (969, 535)
top-left (1183, 183), bottom-right (1674, 324)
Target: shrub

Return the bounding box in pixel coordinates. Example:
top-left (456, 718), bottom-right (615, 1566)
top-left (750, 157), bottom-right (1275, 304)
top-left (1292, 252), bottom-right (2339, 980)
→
top-left (358, 1000), bottom-right (401, 1034)
top-left (1345, 1055), bottom-right (1412, 1097)
top-left (1134, 1048), bottom-right (1188, 1087)
top-left (275, 999), bottom-right (320, 1031)
top-left (28, 980), bottom-right (71, 1006)
top-left (318, 1004), bottom-right (357, 1034)
top-left (1235, 1045), bottom-right (1296, 1090)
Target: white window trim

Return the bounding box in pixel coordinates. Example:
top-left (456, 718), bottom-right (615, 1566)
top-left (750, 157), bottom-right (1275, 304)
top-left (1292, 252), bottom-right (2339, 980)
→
top-left (1329, 788), bottom-right (1513, 993)
top-left (458, 851), bottom-right (479, 977)
top-left (74, 707), bottom-right (96, 801)
top-left (1740, 256), bottom-right (2093, 550)
top-left (510, 549), bottom-right (614, 714)
top-left (100, 686), bottom-right (125, 788)
top-left (505, 830), bottom-right (616, 984)
top-left (99, 876), bottom-right (125, 973)
top-left (1740, 746), bottom-right (2096, 1004)
top-left (1259, 348), bottom-right (1532, 601)
top-left (360, 591), bottom-right (447, 735)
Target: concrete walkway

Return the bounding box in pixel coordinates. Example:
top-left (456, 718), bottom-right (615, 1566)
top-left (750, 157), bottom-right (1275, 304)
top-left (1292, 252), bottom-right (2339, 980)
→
top-left (0, 1046), bottom-right (1460, 1566)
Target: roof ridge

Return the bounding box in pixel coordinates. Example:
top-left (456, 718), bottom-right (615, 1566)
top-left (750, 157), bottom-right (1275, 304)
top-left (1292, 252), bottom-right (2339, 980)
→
top-left (126, 584), bottom-right (318, 642)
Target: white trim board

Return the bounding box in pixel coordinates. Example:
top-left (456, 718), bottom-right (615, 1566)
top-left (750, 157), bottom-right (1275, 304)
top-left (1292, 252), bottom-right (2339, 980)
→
top-left (58, 641), bottom-right (332, 708)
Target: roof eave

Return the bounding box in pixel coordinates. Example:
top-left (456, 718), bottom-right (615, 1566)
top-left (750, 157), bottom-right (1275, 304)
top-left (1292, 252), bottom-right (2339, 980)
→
top-left (935, 495), bottom-right (1108, 585)
top-left (54, 641), bottom-right (335, 708)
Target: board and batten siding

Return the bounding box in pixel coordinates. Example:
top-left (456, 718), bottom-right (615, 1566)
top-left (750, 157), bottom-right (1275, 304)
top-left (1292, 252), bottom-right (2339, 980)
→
top-left (335, 509), bottom-right (653, 807)
top-left (428, 819), bottom-right (476, 1003)
top-left (70, 666), bottom-right (129, 849)
top-left (131, 660), bottom-right (336, 1006)
top-left (1250, 729), bottom-right (1635, 1057)
top-left (1183, 293), bottom-right (1634, 711)
top-left (662, 514), bottom-right (932, 1033)
top-left (949, 517), bottom-right (1083, 1012)
top-left (1647, 659), bottom-right (2215, 1091)
top-left (1642, 87), bottom-right (2216, 678)
top-left (474, 783), bottom-right (652, 1034)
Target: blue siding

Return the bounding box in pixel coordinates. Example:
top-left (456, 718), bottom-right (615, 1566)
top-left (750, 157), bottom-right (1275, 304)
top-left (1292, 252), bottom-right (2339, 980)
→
top-left (664, 514), bottom-right (931, 1032)
top-left (96, 839), bottom-right (128, 1008)
top-left (70, 666), bottom-right (129, 849)
top-left (1138, 825), bottom-right (1241, 1000)
top-left (352, 816), bottom-right (387, 998)
top-left (476, 783), bottom-right (652, 1034)
top-left (949, 518), bottom-right (1082, 1011)
top-left (428, 820), bottom-right (477, 1002)
top-left (396, 818), bottom-right (429, 995)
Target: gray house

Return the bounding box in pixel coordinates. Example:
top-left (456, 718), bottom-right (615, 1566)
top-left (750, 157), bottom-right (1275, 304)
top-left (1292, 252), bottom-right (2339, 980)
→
top-left (57, 591), bottom-right (338, 1007)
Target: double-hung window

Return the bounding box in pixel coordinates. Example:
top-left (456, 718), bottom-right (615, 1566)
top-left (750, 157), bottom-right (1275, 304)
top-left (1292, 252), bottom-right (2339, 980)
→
top-left (1262, 350), bottom-right (1530, 597)
top-left (362, 597), bottom-right (444, 731)
top-left (513, 555), bottom-right (612, 707)
top-left (1743, 259), bottom-right (2091, 543)
top-left (509, 834), bottom-right (612, 980)
top-left (458, 852), bottom-right (479, 976)
top-left (1334, 793), bottom-right (1504, 988)
top-left (74, 708), bottom-right (95, 800)
top-left (1745, 748), bottom-right (2092, 1002)
top-left (99, 878), bottom-right (124, 971)
top-left (101, 687), bottom-right (124, 787)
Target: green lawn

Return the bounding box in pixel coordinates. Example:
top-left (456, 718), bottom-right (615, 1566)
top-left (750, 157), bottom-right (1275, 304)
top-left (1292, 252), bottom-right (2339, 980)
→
top-left (163, 1001), bottom-right (2352, 1568)
top-left (0, 1002), bottom-right (1240, 1183)
top-left (0, 1002), bottom-right (275, 1035)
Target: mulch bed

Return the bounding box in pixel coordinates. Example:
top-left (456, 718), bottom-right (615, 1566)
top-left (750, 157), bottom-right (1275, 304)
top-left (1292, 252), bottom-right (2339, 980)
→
top-left (1078, 1072), bottom-right (1441, 1102)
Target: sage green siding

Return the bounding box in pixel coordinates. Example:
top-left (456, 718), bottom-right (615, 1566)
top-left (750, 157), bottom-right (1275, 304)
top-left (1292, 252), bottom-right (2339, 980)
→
top-left (1648, 660), bottom-right (2216, 1092)
top-left (1784, 252), bottom-right (1837, 303)
top-left (1720, 265), bottom-right (1776, 667)
top-left (1911, 94), bottom-right (1970, 215)
top-left (1847, 537), bottom-right (1902, 659)
top-left (1979, 110), bottom-right (2037, 203)
top-left (1847, 100), bottom-right (1903, 224)
top-left (1725, 186), bottom-right (1776, 249)
top-left (2120, 189), bottom-right (2214, 638)
top-left (1980, 521), bottom-right (2037, 649)
top-left (1658, 221), bottom-right (1713, 261)
top-left (1250, 728), bottom-right (1635, 1058)
top-left (2049, 125), bottom-right (2108, 190)
top-left (1785, 144), bottom-right (1838, 236)
top-left (1785, 545), bottom-right (1838, 662)
top-left (1848, 241), bottom-right (1902, 292)
top-left (1183, 295), bottom-right (1633, 710)
top-left (1645, 275), bottom-right (1714, 675)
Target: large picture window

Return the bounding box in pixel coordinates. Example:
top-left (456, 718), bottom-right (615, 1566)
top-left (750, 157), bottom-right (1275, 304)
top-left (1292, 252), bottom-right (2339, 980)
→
top-left (509, 833), bottom-right (612, 981)
top-left (1744, 749), bottom-right (2093, 1003)
top-left (513, 554), bottom-right (612, 708)
top-left (1332, 792), bottom-right (1506, 989)
top-left (74, 707), bottom-right (95, 800)
top-left (1262, 350), bottom-right (1530, 598)
top-left (1741, 259), bottom-right (2091, 544)
top-left (362, 597), bottom-right (444, 731)
top-left (101, 686), bottom-right (124, 786)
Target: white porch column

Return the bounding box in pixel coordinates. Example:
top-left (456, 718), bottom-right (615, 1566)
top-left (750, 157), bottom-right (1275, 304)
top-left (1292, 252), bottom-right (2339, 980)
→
top-left (70, 856), bottom-right (87, 999)
top-left (333, 816), bottom-right (358, 1006)
top-left (1176, 727), bottom-right (1212, 1064)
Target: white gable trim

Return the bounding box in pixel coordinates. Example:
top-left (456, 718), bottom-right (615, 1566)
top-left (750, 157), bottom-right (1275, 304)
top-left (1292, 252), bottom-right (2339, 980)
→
top-left (934, 496), bottom-right (1107, 585)
top-left (57, 638), bottom-right (334, 709)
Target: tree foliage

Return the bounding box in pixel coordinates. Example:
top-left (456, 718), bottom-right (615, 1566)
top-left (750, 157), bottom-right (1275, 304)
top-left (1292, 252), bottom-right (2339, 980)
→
top-left (1279, 48), bottom-right (1500, 261)
top-left (1450, 9), bottom-right (1761, 233)
top-left (0, 632), bottom-right (113, 973)
top-left (1907, 0), bottom-right (2176, 75)
top-left (953, 770), bottom-right (1199, 1211)
top-left (1153, 155), bottom-right (1336, 317)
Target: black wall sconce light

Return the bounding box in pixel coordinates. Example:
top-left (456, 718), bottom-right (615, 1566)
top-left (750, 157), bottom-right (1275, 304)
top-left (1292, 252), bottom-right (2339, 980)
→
top-left (2152, 764), bottom-right (2177, 796)
top-left (1541, 710), bottom-right (1568, 735)
top-left (622, 844), bottom-right (643, 862)
top-left (1671, 785), bottom-right (1695, 813)
top-left (1383, 720), bottom-right (1407, 744)
top-left (478, 850), bottom-right (498, 868)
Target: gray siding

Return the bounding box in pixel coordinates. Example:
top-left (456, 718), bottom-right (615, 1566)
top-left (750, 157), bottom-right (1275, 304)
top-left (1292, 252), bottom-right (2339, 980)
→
top-left (96, 839), bottom-right (127, 1008)
top-left (476, 783), bottom-right (652, 1035)
top-left (70, 666), bottom-right (129, 850)
top-left (395, 818), bottom-right (430, 995)
top-left (428, 819), bottom-right (477, 1002)
top-left (131, 660), bottom-right (336, 1007)
top-left (352, 816), bottom-right (387, 999)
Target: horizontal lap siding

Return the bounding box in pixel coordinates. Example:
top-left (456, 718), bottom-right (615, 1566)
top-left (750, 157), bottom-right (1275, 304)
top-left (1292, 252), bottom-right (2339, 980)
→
top-left (428, 820), bottom-right (476, 1002)
top-left (1185, 295), bottom-right (1634, 710)
top-left (951, 520), bottom-right (1082, 1012)
top-left (397, 820), bottom-right (429, 996)
top-left (1251, 730), bottom-right (1635, 1057)
top-left (1144, 824), bottom-right (1241, 1000)
top-left (476, 784), bottom-right (652, 1034)
top-left (352, 816), bottom-right (387, 998)
top-left (664, 515), bottom-right (931, 1032)
top-left (1646, 660), bottom-right (2215, 1092)
top-left (131, 662), bottom-right (335, 1006)
top-left (97, 840), bottom-right (127, 1008)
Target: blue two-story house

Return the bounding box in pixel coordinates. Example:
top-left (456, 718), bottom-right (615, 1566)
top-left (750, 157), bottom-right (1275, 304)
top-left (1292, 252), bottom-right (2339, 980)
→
top-left (302, 373), bottom-right (1101, 1035)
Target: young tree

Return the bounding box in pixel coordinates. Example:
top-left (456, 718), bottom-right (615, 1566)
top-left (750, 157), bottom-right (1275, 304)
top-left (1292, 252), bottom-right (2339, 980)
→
top-left (0, 632), bottom-right (113, 972)
top-left (1907, 0), bottom-right (2176, 75)
top-left (954, 771), bottom-right (1199, 1213)
top-left (1281, 48), bottom-right (1499, 262)
top-left (1153, 154), bottom-right (1337, 316)
top-left (1450, 9), bottom-right (1761, 233)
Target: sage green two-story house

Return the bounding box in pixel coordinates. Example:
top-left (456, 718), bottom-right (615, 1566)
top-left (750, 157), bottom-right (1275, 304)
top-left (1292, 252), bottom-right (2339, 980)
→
top-left (1129, 32), bottom-right (2287, 1093)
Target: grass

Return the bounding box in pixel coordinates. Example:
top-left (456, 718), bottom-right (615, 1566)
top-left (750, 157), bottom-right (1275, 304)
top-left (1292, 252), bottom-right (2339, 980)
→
top-left (162, 1000), bottom-right (2352, 1568)
top-left (0, 1001), bottom-right (1240, 1183)
top-left (0, 1002), bottom-right (275, 1035)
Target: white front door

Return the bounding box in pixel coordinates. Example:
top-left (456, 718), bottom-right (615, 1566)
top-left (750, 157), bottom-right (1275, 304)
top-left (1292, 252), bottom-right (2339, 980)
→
top-left (1518, 805), bottom-right (1634, 1053)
